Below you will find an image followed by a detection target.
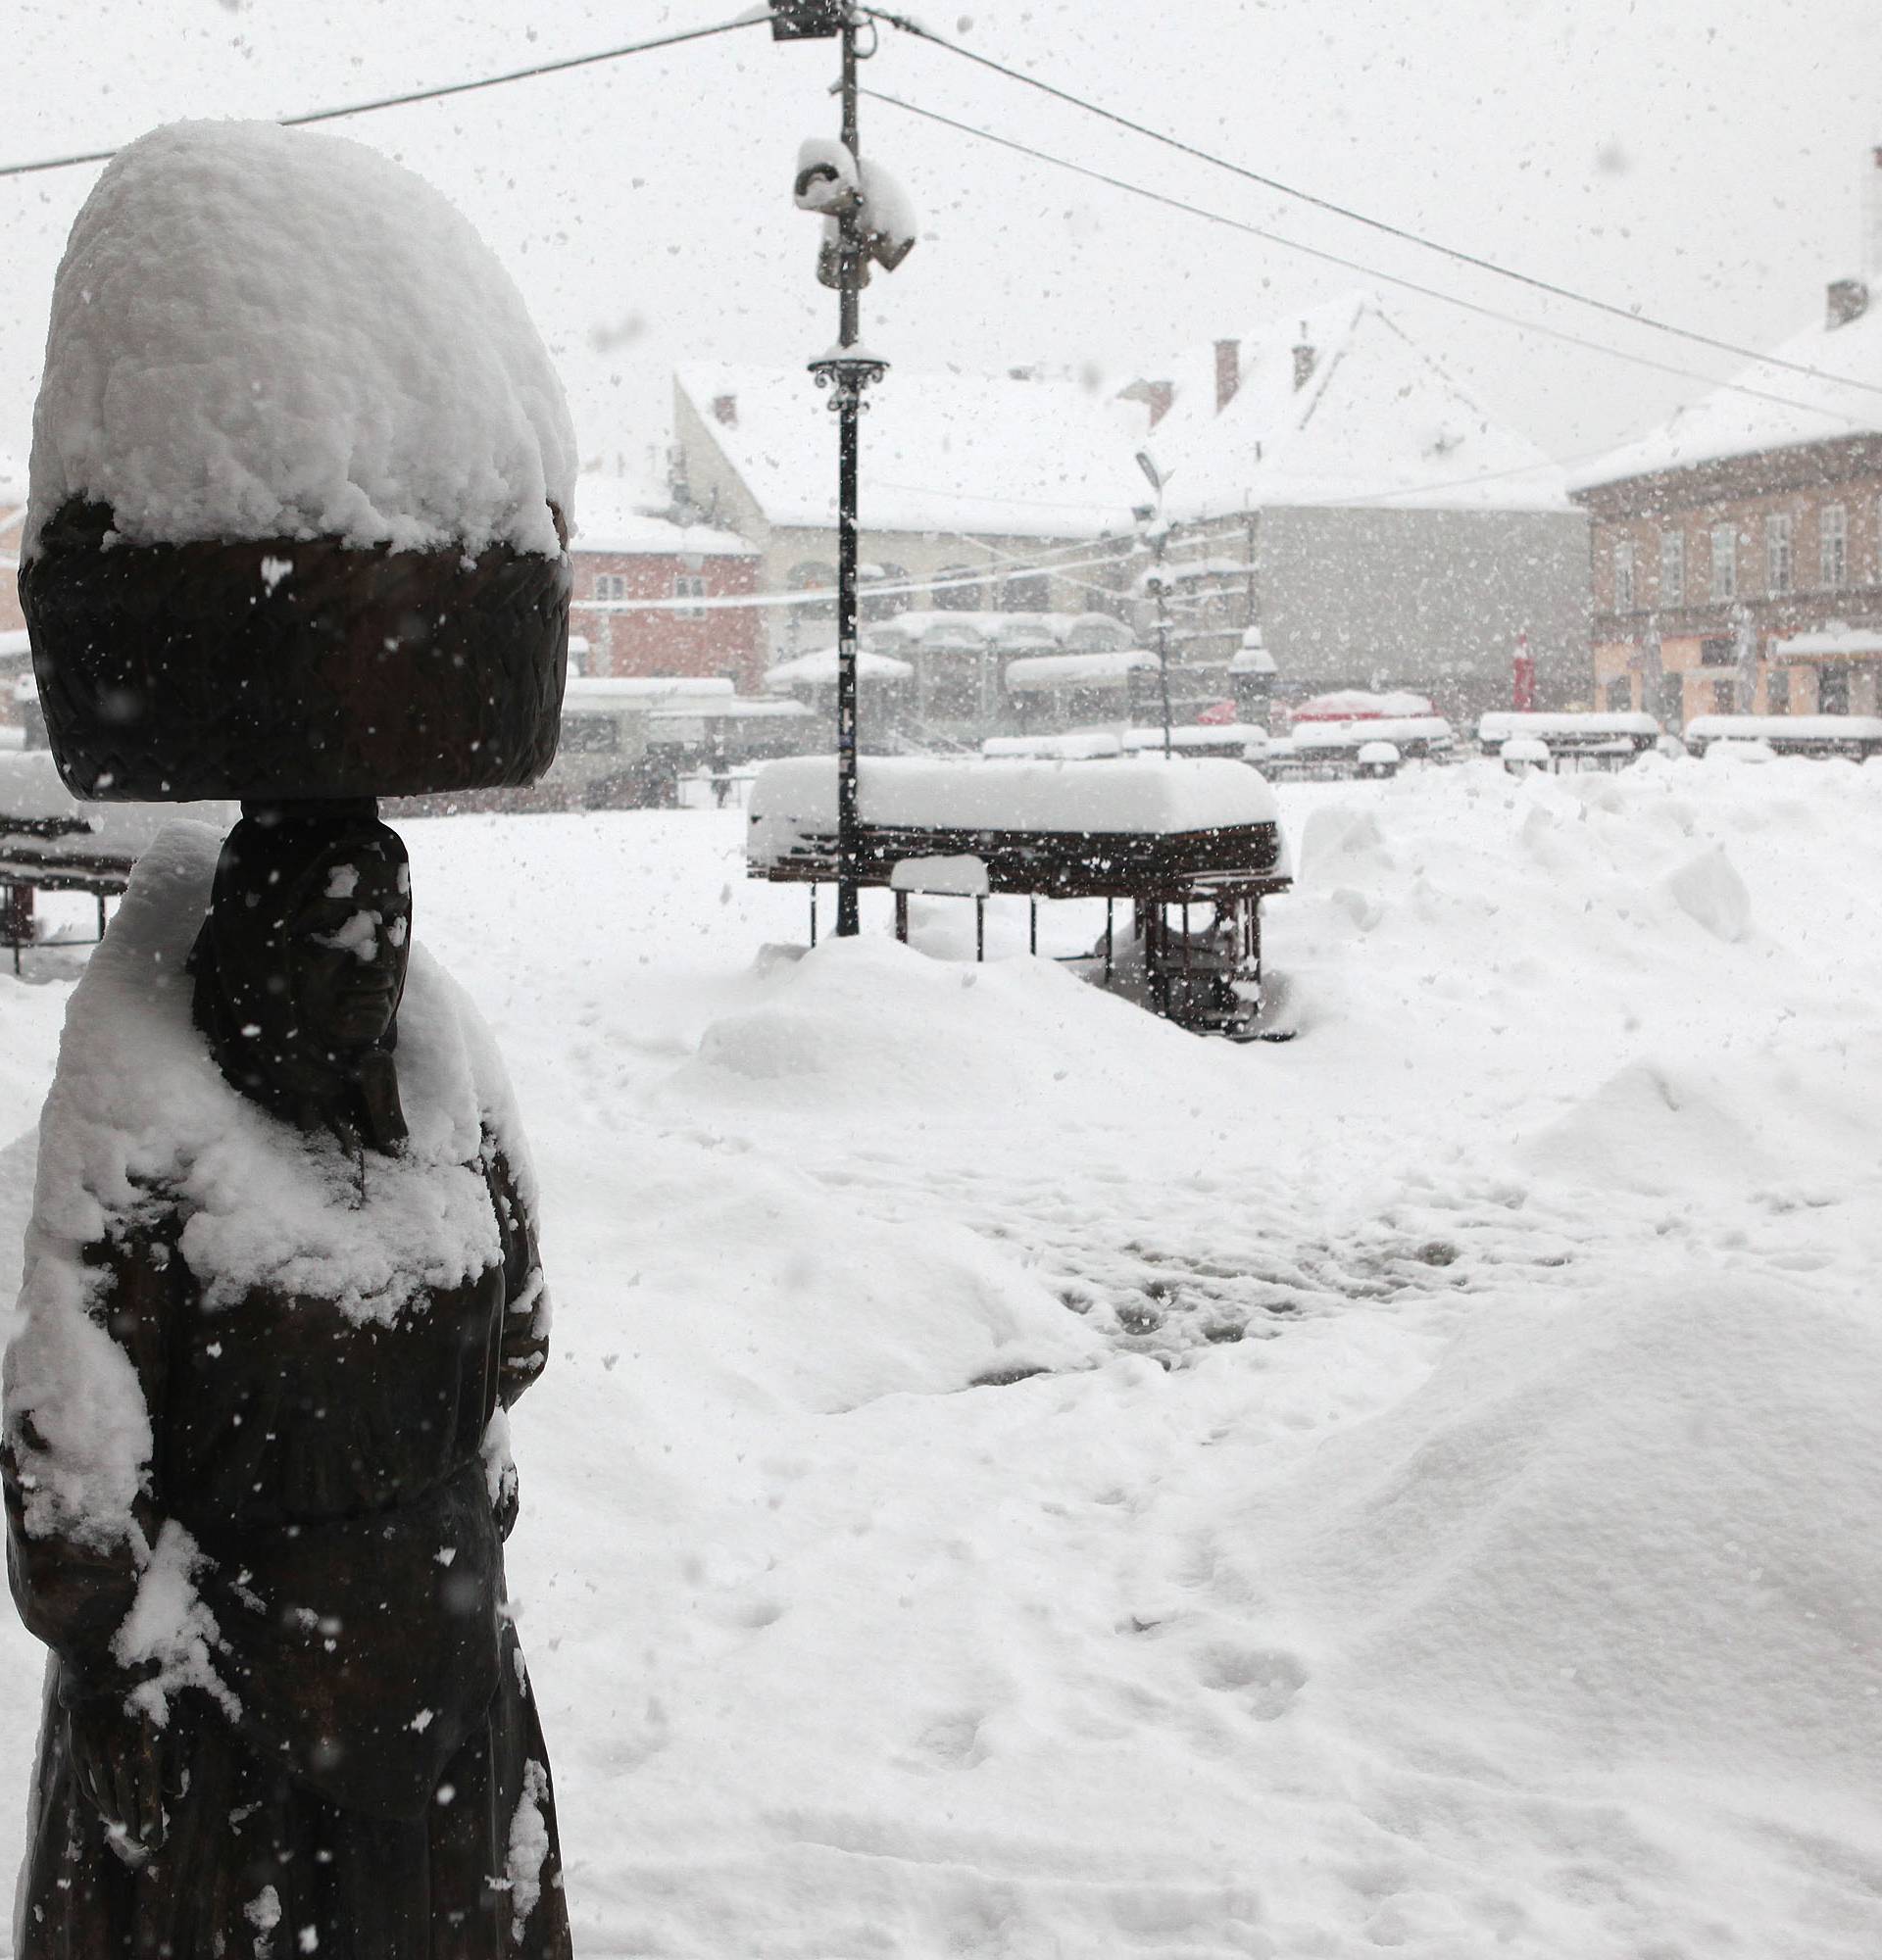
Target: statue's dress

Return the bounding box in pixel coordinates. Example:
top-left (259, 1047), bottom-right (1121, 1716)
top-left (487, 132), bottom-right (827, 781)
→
top-left (2, 829), bottom-right (572, 1958)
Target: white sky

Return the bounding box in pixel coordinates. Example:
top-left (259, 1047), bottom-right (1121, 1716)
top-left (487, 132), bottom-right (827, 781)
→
top-left (4, 0), bottom-right (1880, 490)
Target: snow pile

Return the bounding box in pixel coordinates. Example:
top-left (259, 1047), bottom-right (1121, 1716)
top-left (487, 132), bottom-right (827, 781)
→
top-left (1232, 1282), bottom-right (1882, 1787)
top-left (1664, 841), bottom-right (1752, 941)
top-left (5, 823), bottom-right (524, 1547)
top-left (25, 122), bottom-right (575, 559)
top-left (8, 758), bottom-right (1882, 1957)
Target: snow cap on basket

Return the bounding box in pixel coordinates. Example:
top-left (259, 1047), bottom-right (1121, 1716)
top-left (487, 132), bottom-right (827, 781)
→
top-left (24, 119), bottom-right (577, 561)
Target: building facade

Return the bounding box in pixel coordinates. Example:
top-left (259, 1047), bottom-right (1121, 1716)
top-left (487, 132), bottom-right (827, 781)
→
top-left (566, 476), bottom-right (767, 695)
top-left (1574, 157), bottom-right (1882, 726)
top-left (1125, 295), bottom-right (1588, 726)
top-left (1578, 436), bottom-right (1882, 723)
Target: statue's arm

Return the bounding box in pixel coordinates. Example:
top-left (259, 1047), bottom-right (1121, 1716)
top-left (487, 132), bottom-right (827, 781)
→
top-left (5, 1224), bottom-right (180, 1851)
top-left (488, 1144), bottom-right (551, 1408)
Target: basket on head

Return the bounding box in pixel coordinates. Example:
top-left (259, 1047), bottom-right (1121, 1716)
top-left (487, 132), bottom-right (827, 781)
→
top-left (21, 497), bottom-right (570, 803)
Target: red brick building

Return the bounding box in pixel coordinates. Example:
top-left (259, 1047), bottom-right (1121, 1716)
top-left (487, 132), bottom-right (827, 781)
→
top-left (1574, 157), bottom-right (1882, 725)
top-left (567, 476), bottom-right (765, 696)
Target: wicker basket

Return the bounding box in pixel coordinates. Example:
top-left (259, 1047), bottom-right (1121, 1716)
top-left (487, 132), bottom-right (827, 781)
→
top-left (19, 498), bottom-right (570, 802)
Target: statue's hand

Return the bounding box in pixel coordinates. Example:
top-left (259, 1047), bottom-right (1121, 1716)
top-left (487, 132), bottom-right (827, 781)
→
top-left (498, 1305), bottom-right (550, 1408)
top-left (67, 1697), bottom-right (177, 1859)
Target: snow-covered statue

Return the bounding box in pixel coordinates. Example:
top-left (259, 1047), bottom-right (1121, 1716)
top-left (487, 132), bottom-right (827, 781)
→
top-left (4, 122), bottom-right (578, 1957)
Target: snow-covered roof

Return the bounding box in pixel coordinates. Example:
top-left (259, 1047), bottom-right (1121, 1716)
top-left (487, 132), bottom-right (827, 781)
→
top-left (1478, 711), bottom-right (1660, 744)
top-left (868, 611), bottom-right (1131, 654)
top-left (1293, 688), bottom-right (1434, 721)
top-left (981, 732), bottom-right (1124, 760)
top-left (1572, 301), bottom-right (1882, 489)
top-left (764, 647), bottom-right (915, 688)
top-left (748, 756), bottom-right (1278, 852)
top-left (570, 473), bottom-right (756, 558)
top-left (1120, 725), bottom-right (1267, 756)
top-left (1769, 624), bottom-right (1882, 662)
top-left (1005, 650), bottom-right (1156, 692)
top-left (1682, 713), bottom-right (1882, 744)
top-left (1292, 716), bottom-right (1454, 751)
top-left (678, 363), bottom-right (1143, 538)
top-left (1143, 293), bottom-right (1573, 521)
top-left (564, 675), bottom-right (734, 705)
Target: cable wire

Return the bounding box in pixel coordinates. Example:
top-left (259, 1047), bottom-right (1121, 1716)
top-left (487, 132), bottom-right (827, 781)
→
top-left (863, 87), bottom-right (1869, 436)
top-left (863, 7), bottom-right (1882, 406)
top-left (0, 13), bottom-right (771, 180)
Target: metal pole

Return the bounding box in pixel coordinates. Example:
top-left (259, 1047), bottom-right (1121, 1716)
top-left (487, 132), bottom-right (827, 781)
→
top-left (1152, 510), bottom-right (1173, 759)
top-left (833, 17), bottom-right (863, 937)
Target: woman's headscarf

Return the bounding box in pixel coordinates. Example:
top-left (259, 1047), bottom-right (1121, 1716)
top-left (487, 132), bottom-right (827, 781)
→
top-left (187, 800), bottom-right (411, 1153)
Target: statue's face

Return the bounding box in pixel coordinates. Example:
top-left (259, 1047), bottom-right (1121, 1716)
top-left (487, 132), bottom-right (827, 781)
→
top-left (286, 844), bottom-right (412, 1053)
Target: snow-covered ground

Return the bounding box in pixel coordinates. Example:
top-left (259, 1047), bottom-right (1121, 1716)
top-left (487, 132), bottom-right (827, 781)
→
top-left (4, 755), bottom-right (1881, 1958)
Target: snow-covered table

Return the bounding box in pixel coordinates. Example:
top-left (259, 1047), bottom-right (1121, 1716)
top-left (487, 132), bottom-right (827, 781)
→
top-left (0, 753), bottom-right (234, 969)
top-left (746, 756), bottom-right (1291, 1037)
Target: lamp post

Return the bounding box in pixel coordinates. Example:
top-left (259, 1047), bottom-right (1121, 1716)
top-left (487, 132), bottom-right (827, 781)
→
top-left (781, 0), bottom-right (909, 936)
top-left (1135, 450), bottom-right (1174, 760)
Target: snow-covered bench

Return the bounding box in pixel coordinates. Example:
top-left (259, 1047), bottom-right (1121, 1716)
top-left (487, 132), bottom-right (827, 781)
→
top-left (1680, 714), bottom-right (1882, 761)
top-left (746, 755), bottom-right (1292, 1037)
top-left (0, 753), bottom-right (233, 968)
top-left (1477, 711), bottom-right (1660, 767)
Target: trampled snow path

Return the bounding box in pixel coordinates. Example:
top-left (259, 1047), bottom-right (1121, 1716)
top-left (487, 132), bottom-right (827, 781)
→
top-left (4, 759), bottom-right (1881, 1958)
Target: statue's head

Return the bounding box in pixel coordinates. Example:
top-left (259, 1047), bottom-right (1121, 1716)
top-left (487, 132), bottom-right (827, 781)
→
top-left (190, 801), bottom-right (413, 1148)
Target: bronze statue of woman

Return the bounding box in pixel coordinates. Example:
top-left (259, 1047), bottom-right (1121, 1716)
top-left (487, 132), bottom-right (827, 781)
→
top-left (4, 802), bottom-right (573, 1956)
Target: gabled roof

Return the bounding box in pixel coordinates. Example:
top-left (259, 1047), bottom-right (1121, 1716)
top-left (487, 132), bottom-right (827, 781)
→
top-left (1571, 300), bottom-right (1882, 490)
top-left (676, 363), bottom-right (1143, 539)
top-left (570, 473), bottom-right (756, 557)
top-left (1144, 293), bottom-right (1571, 521)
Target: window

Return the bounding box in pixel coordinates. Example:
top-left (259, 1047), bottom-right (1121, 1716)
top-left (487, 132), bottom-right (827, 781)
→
top-left (1611, 538), bottom-right (1634, 612)
top-left (1604, 675), bottom-right (1634, 712)
top-left (672, 571), bottom-right (707, 618)
top-left (1709, 524), bottom-right (1736, 603)
top-left (786, 561), bottom-right (837, 619)
top-left (593, 572), bottom-right (628, 602)
top-left (861, 562), bottom-right (911, 622)
top-left (1765, 512), bottom-right (1793, 595)
top-left (1820, 666), bottom-right (1851, 713)
top-left (1820, 504), bottom-right (1848, 588)
top-left (1712, 678), bottom-right (1735, 714)
top-left (1765, 668), bottom-right (1790, 713)
top-left (1659, 530), bottom-right (1684, 608)
top-left (1001, 571), bottom-right (1051, 612)
top-left (1699, 636), bottom-right (1736, 667)
top-left (934, 564), bottom-right (984, 612)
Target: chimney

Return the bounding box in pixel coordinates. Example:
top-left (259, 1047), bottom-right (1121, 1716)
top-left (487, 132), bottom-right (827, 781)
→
top-left (1827, 278), bottom-right (1868, 329)
top-left (1118, 377), bottom-right (1175, 427)
top-left (712, 393), bottom-right (737, 426)
top-left (1868, 145), bottom-right (1882, 277)
top-left (1214, 338), bottom-right (1240, 412)
top-left (1292, 324), bottom-right (1316, 392)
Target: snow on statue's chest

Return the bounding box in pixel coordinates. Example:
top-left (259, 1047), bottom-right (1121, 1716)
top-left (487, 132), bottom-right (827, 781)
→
top-left (6, 825), bottom-right (521, 1546)
top-left (47, 826), bottom-right (502, 1323)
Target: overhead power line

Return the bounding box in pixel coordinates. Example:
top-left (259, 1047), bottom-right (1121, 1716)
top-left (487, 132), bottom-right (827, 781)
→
top-left (572, 539), bottom-right (1139, 615)
top-left (0, 12), bottom-right (770, 180)
top-left (864, 87), bottom-right (1869, 436)
top-left (864, 7), bottom-right (1882, 408)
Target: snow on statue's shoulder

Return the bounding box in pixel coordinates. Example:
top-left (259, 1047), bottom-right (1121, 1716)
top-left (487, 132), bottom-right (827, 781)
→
top-left (4, 822), bottom-right (517, 1548)
top-left (24, 121), bottom-right (575, 560)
